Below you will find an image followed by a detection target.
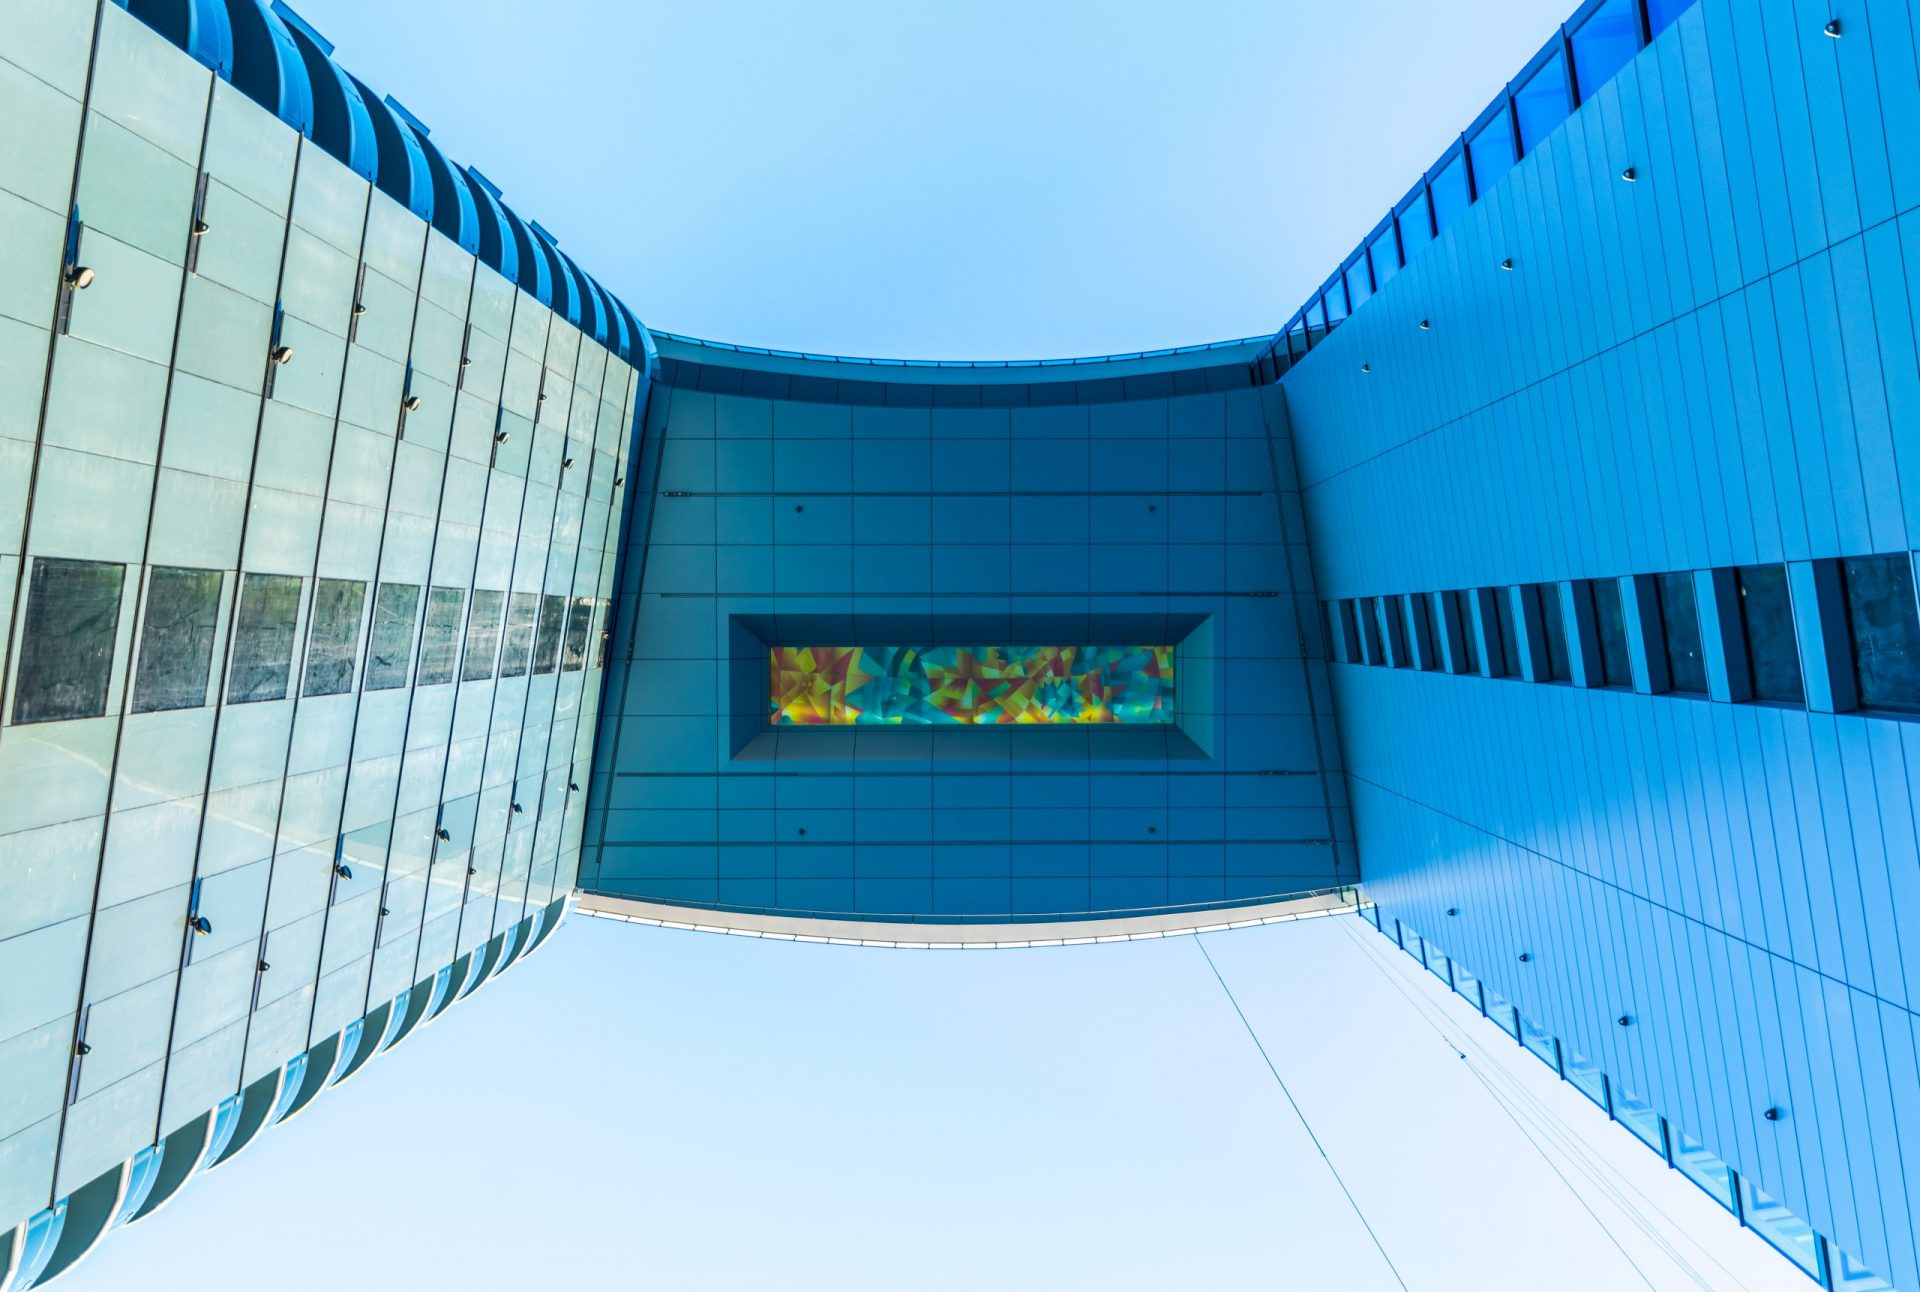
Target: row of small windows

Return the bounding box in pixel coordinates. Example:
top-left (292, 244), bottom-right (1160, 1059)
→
top-left (1255, 0), bottom-right (1693, 380)
top-left (1325, 554), bottom-right (1920, 717)
top-left (8, 558), bottom-right (612, 727)
top-left (1370, 908), bottom-right (1892, 1290)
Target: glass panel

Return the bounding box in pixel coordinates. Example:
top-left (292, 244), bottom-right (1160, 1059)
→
top-left (13, 558), bottom-right (125, 724)
top-left (1739, 1176), bottom-right (1824, 1279)
top-left (1657, 572), bottom-right (1707, 694)
top-left (1425, 947), bottom-right (1450, 986)
top-left (1613, 1086), bottom-right (1666, 1155)
top-left (1672, 1130), bottom-right (1736, 1212)
top-left (1646, 0), bottom-right (1689, 37)
top-left (1345, 263), bottom-right (1371, 312)
top-left (1378, 599), bottom-right (1406, 669)
top-left (460, 589), bottom-right (505, 682)
top-left (594, 599), bottom-right (612, 670)
top-left (1538, 584), bottom-right (1571, 681)
top-left (1832, 1247), bottom-right (1895, 1291)
top-left (1564, 1047), bottom-right (1610, 1110)
top-left (1368, 230), bottom-right (1399, 289)
top-left (364, 582), bottom-right (420, 691)
top-left (1572, 0), bottom-right (1644, 99)
top-left (1469, 108), bottom-right (1516, 197)
top-left (1737, 564), bottom-right (1804, 703)
top-left (1453, 592), bottom-right (1480, 674)
top-left (1842, 554), bottom-right (1920, 712)
top-left (226, 573), bottom-right (302, 705)
top-left (500, 591), bottom-right (540, 678)
top-left (771, 646), bottom-right (1174, 725)
top-left (561, 595), bottom-right (593, 672)
top-left (1483, 986), bottom-right (1520, 1038)
top-left (1452, 964), bottom-right (1481, 1011)
top-left (1514, 50), bottom-right (1571, 153)
top-left (1495, 589), bottom-right (1521, 677)
top-left (1406, 595), bottom-right (1433, 671)
top-left (533, 593), bottom-right (567, 674)
top-left (1519, 1013), bottom-right (1560, 1071)
top-left (1592, 580), bottom-right (1633, 687)
top-left (302, 578), bottom-right (366, 697)
top-left (1396, 202), bottom-right (1430, 264)
top-left (133, 566), bottom-right (221, 713)
top-left (1323, 281), bottom-right (1348, 324)
top-left (416, 586), bottom-right (466, 686)
top-left (1401, 928), bottom-right (1424, 965)
top-left (1356, 598), bottom-right (1379, 666)
top-left (1430, 154), bottom-right (1470, 231)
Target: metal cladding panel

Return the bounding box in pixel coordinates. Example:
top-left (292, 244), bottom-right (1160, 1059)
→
top-left (1284, 1), bottom-right (1920, 1287)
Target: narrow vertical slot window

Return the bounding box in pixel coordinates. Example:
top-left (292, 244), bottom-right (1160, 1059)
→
top-left (226, 573), bottom-right (302, 705)
top-left (1429, 153), bottom-right (1470, 233)
top-left (1736, 564), bottom-right (1803, 704)
top-left (1494, 589), bottom-right (1521, 677)
top-left (1570, 0), bottom-right (1644, 100)
top-left (1591, 579), bottom-right (1633, 687)
top-left (1513, 50), bottom-right (1570, 154)
top-left (594, 598), bottom-right (613, 670)
top-left (1842, 554), bottom-right (1920, 713)
top-left (301, 579), bottom-right (367, 697)
top-left (12, 558), bottom-right (125, 724)
top-left (561, 596), bottom-right (593, 671)
top-left (1356, 598), bottom-right (1379, 666)
top-left (1656, 573), bottom-right (1707, 694)
top-left (133, 567), bottom-right (221, 713)
top-left (1469, 107), bottom-right (1516, 197)
top-left (460, 590), bottom-right (506, 682)
top-left (364, 583), bottom-right (421, 691)
top-left (498, 592), bottom-right (539, 678)
top-left (533, 594), bottom-right (567, 673)
top-left (416, 586), bottom-right (467, 686)
top-left (1537, 584), bottom-right (1571, 681)
top-left (1453, 592), bottom-right (1481, 675)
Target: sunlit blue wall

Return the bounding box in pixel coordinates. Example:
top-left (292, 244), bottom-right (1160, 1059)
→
top-left (1282, 0), bottom-right (1920, 1286)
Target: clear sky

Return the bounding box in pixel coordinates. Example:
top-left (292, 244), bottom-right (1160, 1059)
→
top-left (280, 0), bottom-right (1575, 359)
top-left (44, 5), bottom-right (1831, 1289)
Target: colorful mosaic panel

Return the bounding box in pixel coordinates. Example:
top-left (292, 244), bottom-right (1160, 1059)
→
top-left (770, 646), bottom-right (1174, 725)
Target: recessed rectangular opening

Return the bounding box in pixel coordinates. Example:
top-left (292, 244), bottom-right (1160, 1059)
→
top-left (769, 646), bottom-right (1174, 726)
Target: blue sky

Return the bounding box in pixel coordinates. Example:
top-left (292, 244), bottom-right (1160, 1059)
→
top-left (285, 0), bottom-right (1576, 358)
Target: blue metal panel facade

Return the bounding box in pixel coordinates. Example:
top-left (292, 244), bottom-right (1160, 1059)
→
top-left (1282, 0), bottom-right (1920, 1285)
top-left (580, 343), bottom-right (1354, 921)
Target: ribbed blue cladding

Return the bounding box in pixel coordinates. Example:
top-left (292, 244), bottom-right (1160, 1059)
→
top-left (591, 277), bottom-right (630, 361)
top-left (119, 0), bottom-right (234, 75)
top-left (530, 225), bottom-right (577, 325)
top-left (272, 6), bottom-right (376, 181)
top-left (349, 78), bottom-right (432, 219)
top-left (219, 0), bottom-right (313, 134)
top-left (560, 250), bottom-right (604, 343)
top-left (385, 102), bottom-right (479, 255)
top-left (498, 201), bottom-right (550, 306)
top-left (462, 168), bottom-right (519, 283)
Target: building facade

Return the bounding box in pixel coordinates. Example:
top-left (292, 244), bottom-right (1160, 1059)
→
top-left (6, 0), bottom-right (1919, 1288)
top-left (0, 0), bottom-right (643, 1283)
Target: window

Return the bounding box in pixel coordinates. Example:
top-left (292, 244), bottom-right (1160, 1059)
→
top-left (1469, 108), bottom-right (1516, 197)
top-left (1368, 228), bottom-right (1399, 290)
top-left (1356, 598), bottom-right (1379, 665)
top-left (226, 574), bottom-right (302, 705)
top-left (1513, 50), bottom-right (1571, 154)
top-left (1452, 592), bottom-right (1481, 675)
top-left (12, 558), bottom-right (124, 724)
top-left (302, 579), bottom-right (366, 697)
top-left (1612, 1086), bottom-right (1666, 1156)
top-left (1518, 1014), bottom-right (1560, 1071)
top-left (594, 599), bottom-right (613, 670)
top-left (1656, 573), bottom-right (1707, 694)
top-left (1377, 598), bottom-right (1407, 669)
top-left (460, 590), bottom-right (506, 682)
top-left (1571, 0), bottom-right (1643, 100)
top-left (1396, 193), bottom-right (1432, 262)
top-left (1482, 986), bottom-right (1519, 1039)
top-left (1646, 0), bottom-right (1689, 37)
top-left (1405, 594), bottom-right (1434, 670)
top-left (499, 591), bottom-right (539, 678)
top-left (1537, 584), bottom-right (1571, 681)
top-left (1737, 564), bottom-right (1803, 703)
top-left (1322, 281), bottom-right (1348, 325)
top-left (1494, 589), bottom-right (1522, 677)
top-left (1739, 1177), bottom-right (1824, 1280)
top-left (1452, 963), bottom-right (1481, 1011)
top-left (1563, 1048), bottom-right (1610, 1111)
top-left (533, 594), bottom-right (567, 673)
top-left (1430, 152), bottom-right (1471, 232)
top-left (562, 596), bottom-right (594, 672)
top-left (364, 583), bottom-right (420, 691)
top-left (1345, 262), bottom-right (1371, 313)
top-left (1590, 580), bottom-right (1633, 687)
top-left (1672, 1130), bottom-right (1736, 1213)
top-left (1842, 554), bottom-right (1920, 713)
top-left (133, 567), bottom-right (221, 713)
top-left (416, 586), bottom-right (467, 686)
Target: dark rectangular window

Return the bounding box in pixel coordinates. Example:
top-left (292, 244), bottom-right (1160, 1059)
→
top-left (1469, 109), bottom-right (1516, 197)
top-left (12, 558), bottom-right (124, 724)
top-left (533, 594), bottom-right (567, 674)
top-left (1452, 592), bottom-right (1480, 674)
top-left (1494, 589), bottom-right (1521, 677)
top-left (302, 579), bottom-right (366, 697)
top-left (461, 590), bottom-right (506, 682)
top-left (562, 596), bottom-right (593, 672)
top-left (416, 586), bottom-right (466, 686)
top-left (226, 573), bottom-right (302, 704)
top-left (1513, 50), bottom-right (1570, 154)
top-left (1571, 0), bottom-right (1643, 101)
top-left (1430, 153), bottom-right (1470, 232)
top-left (499, 592), bottom-right (539, 678)
top-left (1843, 554), bottom-right (1920, 713)
top-left (1657, 573), bottom-right (1707, 695)
top-left (1405, 594), bottom-right (1434, 670)
top-left (364, 583), bottom-right (420, 691)
top-left (595, 599), bottom-right (613, 670)
top-left (1377, 598), bottom-right (1407, 669)
top-left (1537, 584), bottom-right (1571, 682)
top-left (1591, 580), bottom-right (1633, 688)
top-left (1356, 597), bottom-right (1378, 666)
top-left (1736, 564), bottom-right (1803, 704)
top-left (133, 566), bottom-right (220, 714)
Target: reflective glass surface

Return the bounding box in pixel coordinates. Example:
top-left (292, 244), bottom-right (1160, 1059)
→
top-left (1591, 579), bottom-right (1632, 687)
top-left (1657, 572), bottom-right (1706, 694)
top-left (227, 573), bottom-right (302, 704)
top-left (302, 578), bottom-right (366, 697)
top-left (771, 646), bottom-right (1174, 726)
top-left (460, 589), bottom-right (505, 682)
top-left (1513, 51), bottom-right (1570, 153)
top-left (1571, 0), bottom-right (1644, 98)
top-left (1537, 584), bottom-right (1570, 681)
top-left (1740, 1177), bottom-right (1824, 1279)
top-left (364, 582), bottom-right (420, 691)
top-left (562, 595), bottom-right (593, 672)
top-left (533, 593), bottom-right (566, 674)
top-left (132, 566), bottom-right (221, 713)
top-left (1519, 1013), bottom-right (1559, 1070)
top-left (1672, 1130), bottom-right (1736, 1212)
top-left (416, 585), bottom-right (466, 686)
top-left (1430, 153), bottom-right (1470, 233)
top-left (1494, 588), bottom-right (1521, 677)
top-left (1736, 564), bottom-right (1803, 703)
top-left (1563, 1047), bottom-right (1609, 1110)
top-left (500, 591), bottom-right (539, 678)
top-left (12, 557), bottom-right (124, 724)
top-left (1842, 554), bottom-right (1920, 712)
top-left (1613, 1085), bottom-right (1665, 1154)
top-left (1469, 110), bottom-right (1516, 197)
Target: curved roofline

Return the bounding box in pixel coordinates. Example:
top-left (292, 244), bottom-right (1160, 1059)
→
top-left (651, 329), bottom-right (1271, 371)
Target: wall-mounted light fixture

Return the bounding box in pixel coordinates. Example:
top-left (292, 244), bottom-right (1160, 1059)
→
top-left (271, 345), bottom-right (294, 365)
top-left (66, 265), bottom-right (94, 289)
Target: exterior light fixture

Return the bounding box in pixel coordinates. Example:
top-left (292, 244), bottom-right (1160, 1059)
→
top-left (257, 959), bottom-right (271, 973)
top-left (568, 781), bottom-right (580, 792)
top-left (612, 474), bottom-right (624, 486)
top-left (402, 394), bottom-right (422, 412)
top-left (1419, 319), bottom-right (1430, 330)
top-left (1825, 18), bottom-right (1841, 35)
top-left (1621, 166), bottom-right (1637, 182)
top-left (190, 915), bottom-right (213, 935)
top-left (562, 456), bottom-right (575, 469)
top-left (467, 866), bottom-right (477, 877)
top-left (1499, 258), bottom-right (1514, 271)
top-left (76, 1040), bottom-right (93, 1056)
top-left (511, 801), bottom-right (524, 814)
top-left (66, 265), bottom-right (95, 288)
top-left (334, 862), bottom-right (352, 880)
top-left (1360, 363), bottom-right (1371, 374)
top-left (537, 392), bottom-right (548, 402)
top-left (1617, 1013), bottom-right (1633, 1027)
top-left (460, 356), bottom-right (472, 368)
top-left (1518, 952), bottom-right (1531, 962)
top-left (271, 345), bottom-right (294, 365)
top-left (1446, 907), bottom-right (1458, 916)
top-left (493, 429), bottom-right (509, 444)
top-left (352, 303), bottom-right (367, 317)
top-left (436, 827), bottom-right (451, 842)
top-left (191, 221), bottom-right (210, 236)
top-left (796, 826), bottom-right (807, 836)
top-left (380, 907), bottom-right (391, 917)
top-left (1764, 1106), bottom-right (1783, 1121)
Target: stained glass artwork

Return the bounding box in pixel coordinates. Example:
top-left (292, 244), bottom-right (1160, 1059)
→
top-left (769, 646), bottom-right (1174, 725)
